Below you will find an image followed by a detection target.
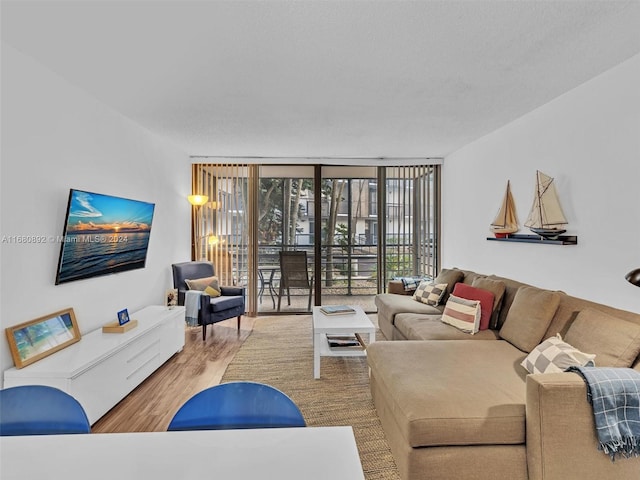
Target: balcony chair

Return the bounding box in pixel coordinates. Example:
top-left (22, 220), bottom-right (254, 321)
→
top-left (277, 251), bottom-right (314, 311)
top-left (172, 261), bottom-right (245, 341)
top-left (0, 385), bottom-right (91, 436)
top-left (167, 381), bottom-right (306, 431)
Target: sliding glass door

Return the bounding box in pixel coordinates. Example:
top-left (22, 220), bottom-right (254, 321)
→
top-left (319, 167), bottom-right (378, 312)
top-left (257, 166), bottom-right (315, 313)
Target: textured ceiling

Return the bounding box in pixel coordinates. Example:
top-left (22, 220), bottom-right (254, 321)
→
top-left (2, 1), bottom-right (640, 158)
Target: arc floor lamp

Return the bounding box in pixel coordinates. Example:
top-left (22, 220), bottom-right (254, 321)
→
top-left (188, 194), bottom-right (208, 260)
top-left (626, 268), bottom-right (640, 287)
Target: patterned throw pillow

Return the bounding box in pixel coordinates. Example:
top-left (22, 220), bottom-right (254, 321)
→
top-left (413, 282), bottom-right (448, 306)
top-left (452, 283), bottom-right (495, 331)
top-left (185, 276), bottom-right (221, 297)
top-left (521, 334), bottom-right (595, 374)
top-left (441, 294), bottom-right (482, 334)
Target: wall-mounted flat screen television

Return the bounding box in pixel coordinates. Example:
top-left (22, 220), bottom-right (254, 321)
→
top-left (55, 189), bottom-right (155, 285)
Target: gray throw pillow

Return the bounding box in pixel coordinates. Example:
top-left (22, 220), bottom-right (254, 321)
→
top-left (471, 277), bottom-right (506, 329)
top-left (499, 286), bottom-right (561, 353)
top-left (433, 268), bottom-right (464, 304)
top-left (564, 308), bottom-right (640, 368)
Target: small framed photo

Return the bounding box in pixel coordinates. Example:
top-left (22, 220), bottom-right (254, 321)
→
top-left (165, 288), bottom-right (178, 309)
top-left (5, 308), bottom-right (81, 369)
top-left (117, 308), bottom-right (130, 326)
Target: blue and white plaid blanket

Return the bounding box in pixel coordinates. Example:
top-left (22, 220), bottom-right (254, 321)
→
top-left (393, 276), bottom-right (431, 291)
top-left (566, 366), bottom-right (640, 461)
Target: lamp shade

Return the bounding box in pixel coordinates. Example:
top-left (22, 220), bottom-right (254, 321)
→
top-left (187, 195), bottom-right (208, 206)
top-left (626, 268), bottom-right (640, 287)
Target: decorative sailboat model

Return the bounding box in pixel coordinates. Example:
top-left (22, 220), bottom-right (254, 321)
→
top-left (524, 170), bottom-right (567, 240)
top-left (490, 181), bottom-right (519, 238)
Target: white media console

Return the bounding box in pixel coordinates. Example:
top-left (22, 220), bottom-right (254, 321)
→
top-left (3, 305), bottom-right (185, 424)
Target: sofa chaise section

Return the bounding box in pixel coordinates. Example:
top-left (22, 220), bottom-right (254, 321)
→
top-left (369, 268), bottom-right (640, 480)
top-left (368, 340), bottom-right (529, 480)
top-left (393, 313), bottom-right (500, 341)
top-left (375, 294), bottom-right (443, 340)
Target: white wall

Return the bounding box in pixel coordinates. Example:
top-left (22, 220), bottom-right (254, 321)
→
top-left (0, 44), bottom-right (191, 380)
top-left (442, 54), bottom-right (640, 313)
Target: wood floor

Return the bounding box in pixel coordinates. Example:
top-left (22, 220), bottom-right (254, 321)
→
top-left (91, 316), bottom-right (257, 433)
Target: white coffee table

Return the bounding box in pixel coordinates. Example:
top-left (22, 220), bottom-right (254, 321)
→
top-left (312, 305), bottom-right (376, 379)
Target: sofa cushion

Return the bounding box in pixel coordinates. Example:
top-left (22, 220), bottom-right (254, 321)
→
top-left (395, 313), bottom-right (500, 340)
top-left (564, 308), bottom-right (640, 367)
top-left (441, 294), bottom-right (482, 334)
top-left (433, 268), bottom-right (464, 303)
top-left (453, 283), bottom-right (495, 330)
top-left (521, 334), bottom-right (595, 374)
top-left (413, 282), bottom-right (448, 306)
top-left (367, 340), bottom-right (527, 447)
top-left (471, 277), bottom-right (506, 329)
top-left (375, 294), bottom-right (443, 324)
top-left (499, 287), bottom-right (561, 353)
top-left (488, 275), bottom-right (530, 329)
top-left (208, 295), bottom-right (244, 313)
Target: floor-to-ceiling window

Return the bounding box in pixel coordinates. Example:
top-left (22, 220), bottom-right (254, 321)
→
top-left (319, 167), bottom-right (379, 312)
top-left (378, 165), bottom-right (440, 291)
top-left (191, 164), bottom-right (250, 288)
top-left (191, 161), bottom-right (440, 316)
top-left (257, 165), bottom-right (315, 313)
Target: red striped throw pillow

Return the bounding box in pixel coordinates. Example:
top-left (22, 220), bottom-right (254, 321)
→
top-left (452, 283), bottom-right (495, 331)
top-left (442, 294), bottom-right (482, 334)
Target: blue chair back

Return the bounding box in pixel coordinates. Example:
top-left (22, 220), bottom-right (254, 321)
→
top-left (168, 381), bottom-right (306, 431)
top-left (0, 385), bottom-right (91, 436)
top-left (172, 261), bottom-right (216, 306)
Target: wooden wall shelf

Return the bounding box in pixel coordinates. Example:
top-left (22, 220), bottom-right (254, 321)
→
top-left (486, 234), bottom-right (578, 245)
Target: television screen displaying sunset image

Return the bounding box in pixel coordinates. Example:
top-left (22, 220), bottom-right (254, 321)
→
top-left (55, 189), bottom-right (155, 285)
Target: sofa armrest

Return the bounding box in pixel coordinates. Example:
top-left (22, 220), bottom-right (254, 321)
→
top-left (221, 286), bottom-right (245, 296)
top-left (388, 280), bottom-right (414, 295)
top-left (526, 373), bottom-right (639, 480)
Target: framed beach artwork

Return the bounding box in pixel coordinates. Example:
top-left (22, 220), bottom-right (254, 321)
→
top-left (5, 308), bottom-right (81, 369)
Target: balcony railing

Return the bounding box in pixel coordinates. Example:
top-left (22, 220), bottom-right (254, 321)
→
top-left (213, 234), bottom-right (428, 305)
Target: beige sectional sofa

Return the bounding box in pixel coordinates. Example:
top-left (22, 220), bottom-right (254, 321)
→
top-left (368, 268), bottom-right (640, 480)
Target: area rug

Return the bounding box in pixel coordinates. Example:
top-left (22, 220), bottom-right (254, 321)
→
top-left (221, 315), bottom-right (400, 480)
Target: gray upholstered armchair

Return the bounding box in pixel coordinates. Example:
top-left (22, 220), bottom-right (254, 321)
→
top-left (171, 261), bottom-right (245, 341)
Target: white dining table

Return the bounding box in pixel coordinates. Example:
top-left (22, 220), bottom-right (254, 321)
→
top-left (0, 426), bottom-right (365, 480)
